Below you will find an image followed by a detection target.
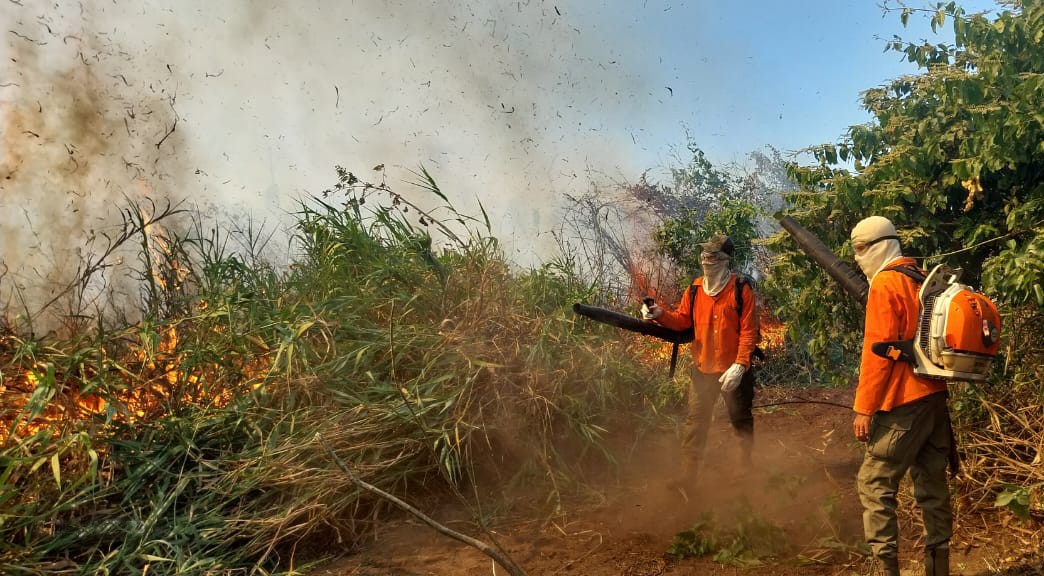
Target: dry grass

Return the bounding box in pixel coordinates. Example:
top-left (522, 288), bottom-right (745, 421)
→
top-left (0, 173), bottom-right (666, 575)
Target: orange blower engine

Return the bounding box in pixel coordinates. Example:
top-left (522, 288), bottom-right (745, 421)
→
top-left (871, 264), bottom-right (1002, 382)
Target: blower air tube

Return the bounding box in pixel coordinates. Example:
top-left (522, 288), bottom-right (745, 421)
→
top-left (779, 215), bottom-right (869, 307)
top-left (571, 303), bottom-right (693, 344)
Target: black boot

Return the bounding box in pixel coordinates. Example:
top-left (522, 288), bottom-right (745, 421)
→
top-left (878, 556), bottom-right (900, 576)
top-left (925, 543), bottom-right (949, 576)
top-left (733, 421), bottom-right (754, 470)
top-left (738, 437), bottom-right (753, 470)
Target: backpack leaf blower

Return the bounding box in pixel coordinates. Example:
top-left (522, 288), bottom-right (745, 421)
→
top-left (779, 215), bottom-right (1001, 382)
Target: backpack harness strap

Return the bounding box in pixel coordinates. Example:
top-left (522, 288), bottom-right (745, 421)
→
top-left (689, 274), bottom-right (764, 363)
top-left (881, 263), bottom-right (960, 477)
top-left (884, 264), bottom-right (926, 284)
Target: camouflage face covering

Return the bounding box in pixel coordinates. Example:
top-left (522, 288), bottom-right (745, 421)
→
top-left (699, 234), bottom-right (735, 257)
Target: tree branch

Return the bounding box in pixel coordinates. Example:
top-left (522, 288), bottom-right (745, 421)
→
top-left (316, 433), bottom-right (529, 576)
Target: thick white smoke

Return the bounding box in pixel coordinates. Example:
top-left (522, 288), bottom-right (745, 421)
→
top-left (1, 0), bottom-right (670, 331)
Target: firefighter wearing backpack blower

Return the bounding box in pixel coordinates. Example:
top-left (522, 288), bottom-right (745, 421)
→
top-left (850, 216), bottom-right (952, 576)
top-left (640, 235), bottom-right (760, 489)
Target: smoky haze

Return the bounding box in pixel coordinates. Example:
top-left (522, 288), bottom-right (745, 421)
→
top-left (1, 1), bottom-right (669, 330)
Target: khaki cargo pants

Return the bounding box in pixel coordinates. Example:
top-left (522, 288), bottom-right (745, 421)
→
top-left (682, 368), bottom-right (755, 470)
top-left (857, 391), bottom-right (953, 561)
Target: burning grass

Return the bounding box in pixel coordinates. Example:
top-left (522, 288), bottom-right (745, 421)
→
top-left (1, 167), bottom-right (1039, 574)
top-left (0, 169), bottom-right (669, 575)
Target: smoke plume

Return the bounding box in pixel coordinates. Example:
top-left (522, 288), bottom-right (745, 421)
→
top-left (1, 0), bottom-right (665, 331)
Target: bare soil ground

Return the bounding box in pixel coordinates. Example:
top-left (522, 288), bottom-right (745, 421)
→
top-left (313, 387), bottom-right (1043, 576)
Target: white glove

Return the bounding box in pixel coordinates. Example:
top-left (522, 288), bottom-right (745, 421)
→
top-left (718, 363), bottom-right (746, 393)
top-left (641, 299), bottom-right (662, 321)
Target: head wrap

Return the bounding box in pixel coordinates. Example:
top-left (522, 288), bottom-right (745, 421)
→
top-left (699, 237), bottom-right (732, 296)
top-left (851, 216), bottom-right (903, 282)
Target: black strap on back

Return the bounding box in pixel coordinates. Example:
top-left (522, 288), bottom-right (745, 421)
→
top-left (689, 273), bottom-right (751, 318)
top-left (689, 274), bottom-right (764, 362)
top-left (883, 263), bottom-right (959, 476)
top-left (885, 264), bottom-right (926, 284)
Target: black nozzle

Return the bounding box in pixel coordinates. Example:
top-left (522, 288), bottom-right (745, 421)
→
top-left (572, 302), bottom-right (693, 344)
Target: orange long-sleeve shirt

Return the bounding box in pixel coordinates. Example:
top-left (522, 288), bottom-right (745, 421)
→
top-left (655, 273), bottom-right (759, 373)
top-left (854, 257), bottom-right (947, 414)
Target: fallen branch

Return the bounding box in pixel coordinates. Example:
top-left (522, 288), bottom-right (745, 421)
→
top-left (155, 115), bottom-right (177, 149)
top-left (316, 433), bottom-right (529, 576)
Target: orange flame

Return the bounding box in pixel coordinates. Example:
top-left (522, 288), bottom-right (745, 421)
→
top-left (1, 324), bottom-right (274, 444)
top-left (0, 187), bottom-right (272, 443)
top-left (625, 258), bottom-right (683, 310)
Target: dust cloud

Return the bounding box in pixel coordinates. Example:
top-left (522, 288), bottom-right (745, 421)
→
top-left (581, 390), bottom-right (866, 557)
top-left (1, 1), bottom-right (671, 332)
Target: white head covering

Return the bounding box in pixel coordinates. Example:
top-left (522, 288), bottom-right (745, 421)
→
top-left (699, 234), bottom-right (733, 296)
top-left (700, 251), bottom-right (731, 296)
top-left (851, 216), bottom-right (903, 282)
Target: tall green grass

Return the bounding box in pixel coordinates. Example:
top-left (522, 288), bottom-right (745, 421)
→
top-left (0, 167), bottom-right (667, 574)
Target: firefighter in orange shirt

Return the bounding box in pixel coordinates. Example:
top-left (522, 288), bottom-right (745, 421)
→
top-left (641, 235), bottom-right (760, 486)
top-left (850, 216), bottom-right (951, 576)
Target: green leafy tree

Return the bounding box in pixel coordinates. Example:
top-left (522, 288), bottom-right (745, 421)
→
top-left (762, 3), bottom-right (1044, 504)
top-left (634, 139), bottom-right (787, 280)
top-left (655, 198), bottom-right (759, 278)
top-left (631, 140), bottom-right (734, 221)
top-left (555, 141), bottom-right (788, 309)
top-left (766, 1), bottom-right (1044, 377)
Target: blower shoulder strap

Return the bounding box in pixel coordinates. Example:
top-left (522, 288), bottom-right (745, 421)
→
top-left (690, 273), bottom-right (765, 363)
top-left (689, 274), bottom-right (752, 317)
top-left (884, 264), bottom-right (926, 284)
top-left (734, 273), bottom-right (753, 314)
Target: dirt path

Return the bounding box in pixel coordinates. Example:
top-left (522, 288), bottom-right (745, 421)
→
top-left (314, 387), bottom-right (1042, 576)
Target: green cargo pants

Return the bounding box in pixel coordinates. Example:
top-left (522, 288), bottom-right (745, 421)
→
top-left (857, 391), bottom-right (952, 561)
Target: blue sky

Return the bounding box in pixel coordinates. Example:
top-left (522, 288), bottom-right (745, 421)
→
top-left (570, 0), bottom-right (1000, 167)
